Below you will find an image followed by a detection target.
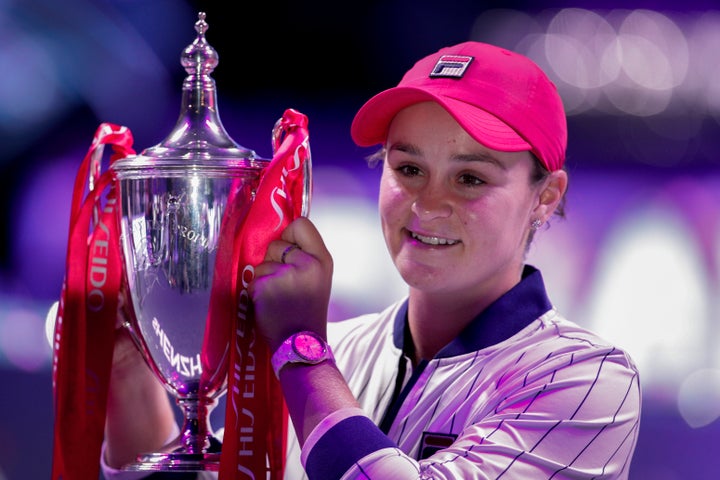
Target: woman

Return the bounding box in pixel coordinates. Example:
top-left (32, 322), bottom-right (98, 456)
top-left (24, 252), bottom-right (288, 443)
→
top-left (254, 40), bottom-right (640, 479)
top-left (105, 41), bottom-right (641, 479)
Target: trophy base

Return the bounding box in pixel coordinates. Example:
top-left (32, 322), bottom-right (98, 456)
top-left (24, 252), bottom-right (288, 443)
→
top-left (122, 435), bottom-right (222, 472)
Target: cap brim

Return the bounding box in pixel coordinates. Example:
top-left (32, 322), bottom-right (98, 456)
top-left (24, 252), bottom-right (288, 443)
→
top-left (351, 86), bottom-right (531, 152)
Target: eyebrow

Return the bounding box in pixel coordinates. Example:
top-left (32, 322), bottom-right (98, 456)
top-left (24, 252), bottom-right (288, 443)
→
top-left (388, 142), bottom-right (509, 171)
top-left (387, 141), bottom-right (418, 155)
top-left (452, 151), bottom-right (507, 170)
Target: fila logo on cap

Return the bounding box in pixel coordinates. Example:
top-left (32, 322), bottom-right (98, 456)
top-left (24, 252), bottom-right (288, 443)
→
top-left (429, 55), bottom-right (474, 78)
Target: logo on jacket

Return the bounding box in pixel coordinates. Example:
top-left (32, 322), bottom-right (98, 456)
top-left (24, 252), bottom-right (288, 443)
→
top-left (419, 431), bottom-right (458, 459)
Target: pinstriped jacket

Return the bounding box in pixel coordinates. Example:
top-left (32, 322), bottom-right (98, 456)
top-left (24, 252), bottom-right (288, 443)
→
top-left (287, 265), bottom-right (641, 479)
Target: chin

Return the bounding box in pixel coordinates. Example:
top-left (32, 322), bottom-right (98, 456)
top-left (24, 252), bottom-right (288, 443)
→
top-left (396, 263), bottom-right (442, 290)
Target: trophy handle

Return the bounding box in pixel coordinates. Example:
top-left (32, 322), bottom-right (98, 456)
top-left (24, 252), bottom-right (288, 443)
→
top-left (272, 116), bottom-right (312, 217)
top-left (301, 154), bottom-right (312, 217)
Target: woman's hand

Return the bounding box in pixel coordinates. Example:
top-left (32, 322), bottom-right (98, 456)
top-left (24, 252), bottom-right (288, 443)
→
top-left (250, 218), bottom-right (360, 446)
top-left (250, 217), bottom-right (334, 352)
top-left (104, 287), bottom-right (176, 469)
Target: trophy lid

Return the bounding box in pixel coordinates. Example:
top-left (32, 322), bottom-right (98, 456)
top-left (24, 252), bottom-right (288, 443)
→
top-left (113, 12), bottom-right (267, 174)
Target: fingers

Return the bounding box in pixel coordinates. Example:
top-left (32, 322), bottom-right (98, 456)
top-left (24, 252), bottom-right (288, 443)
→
top-left (264, 217), bottom-right (332, 270)
top-left (250, 217), bottom-right (333, 348)
top-left (281, 217), bottom-right (332, 265)
top-left (280, 243), bottom-right (301, 265)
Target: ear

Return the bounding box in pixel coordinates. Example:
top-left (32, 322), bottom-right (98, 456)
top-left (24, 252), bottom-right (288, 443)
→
top-left (533, 170), bottom-right (568, 221)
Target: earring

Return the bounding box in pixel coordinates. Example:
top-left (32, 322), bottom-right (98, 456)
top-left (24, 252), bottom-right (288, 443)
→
top-left (531, 219), bottom-right (543, 230)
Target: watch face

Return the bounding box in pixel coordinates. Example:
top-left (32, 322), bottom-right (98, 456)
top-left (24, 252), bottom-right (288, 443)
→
top-left (292, 332), bottom-right (327, 362)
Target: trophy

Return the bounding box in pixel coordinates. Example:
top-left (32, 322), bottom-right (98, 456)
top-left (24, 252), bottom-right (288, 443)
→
top-left (110, 12), bottom-right (309, 471)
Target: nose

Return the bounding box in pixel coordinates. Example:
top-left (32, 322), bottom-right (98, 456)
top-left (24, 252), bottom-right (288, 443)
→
top-left (411, 182), bottom-right (452, 220)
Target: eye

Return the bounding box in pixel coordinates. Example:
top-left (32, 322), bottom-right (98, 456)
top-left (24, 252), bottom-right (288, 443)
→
top-left (396, 164), bottom-right (422, 177)
top-left (458, 172), bottom-right (484, 186)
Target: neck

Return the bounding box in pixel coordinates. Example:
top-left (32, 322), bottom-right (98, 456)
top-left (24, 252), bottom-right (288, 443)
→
top-left (405, 266), bottom-right (527, 363)
top-left (406, 291), bottom-right (488, 364)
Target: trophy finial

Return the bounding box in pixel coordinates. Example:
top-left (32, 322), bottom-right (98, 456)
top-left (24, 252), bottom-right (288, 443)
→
top-left (196, 12), bottom-right (208, 36)
top-left (181, 11), bottom-right (218, 76)
top-left (129, 10), bottom-right (257, 162)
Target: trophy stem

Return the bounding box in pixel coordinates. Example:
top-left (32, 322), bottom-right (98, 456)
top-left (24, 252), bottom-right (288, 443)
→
top-left (177, 395), bottom-right (221, 454)
top-left (123, 396), bottom-right (222, 472)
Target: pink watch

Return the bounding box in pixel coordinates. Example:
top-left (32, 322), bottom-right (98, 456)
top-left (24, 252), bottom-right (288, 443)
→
top-left (271, 331), bottom-right (334, 378)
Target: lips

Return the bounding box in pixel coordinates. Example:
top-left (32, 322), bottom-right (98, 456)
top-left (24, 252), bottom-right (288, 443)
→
top-left (409, 230), bottom-right (460, 246)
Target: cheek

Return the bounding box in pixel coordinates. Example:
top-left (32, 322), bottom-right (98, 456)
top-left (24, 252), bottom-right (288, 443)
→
top-left (460, 200), bottom-right (517, 243)
top-left (378, 176), bottom-right (410, 252)
top-left (378, 174), bottom-right (406, 217)
top-left (458, 208), bottom-right (489, 244)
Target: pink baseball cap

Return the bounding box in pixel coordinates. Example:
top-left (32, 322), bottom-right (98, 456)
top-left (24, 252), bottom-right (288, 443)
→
top-left (351, 41), bottom-right (567, 171)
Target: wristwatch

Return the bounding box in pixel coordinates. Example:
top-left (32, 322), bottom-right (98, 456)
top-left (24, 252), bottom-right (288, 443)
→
top-left (271, 331), bottom-right (334, 378)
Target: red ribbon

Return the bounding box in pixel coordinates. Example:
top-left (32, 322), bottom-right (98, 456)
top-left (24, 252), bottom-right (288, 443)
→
top-left (219, 108), bottom-right (310, 479)
top-left (52, 123), bottom-right (135, 480)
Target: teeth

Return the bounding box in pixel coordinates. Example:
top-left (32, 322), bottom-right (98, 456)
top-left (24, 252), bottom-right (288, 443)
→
top-left (411, 231), bottom-right (459, 246)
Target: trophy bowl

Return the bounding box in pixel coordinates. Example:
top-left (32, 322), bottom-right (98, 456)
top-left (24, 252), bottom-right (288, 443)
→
top-left (114, 161), bottom-right (265, 471)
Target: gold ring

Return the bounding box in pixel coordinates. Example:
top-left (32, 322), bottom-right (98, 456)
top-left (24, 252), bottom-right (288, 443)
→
top-left (280, 244), bottom-right (300, 264)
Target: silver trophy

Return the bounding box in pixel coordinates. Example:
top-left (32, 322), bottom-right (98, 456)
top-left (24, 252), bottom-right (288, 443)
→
top-left (111, 12), bottom-right (309, 471)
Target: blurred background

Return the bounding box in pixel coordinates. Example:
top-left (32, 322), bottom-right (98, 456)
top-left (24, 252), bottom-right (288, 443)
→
top-left (1, 0), bottom-right (719, 478)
